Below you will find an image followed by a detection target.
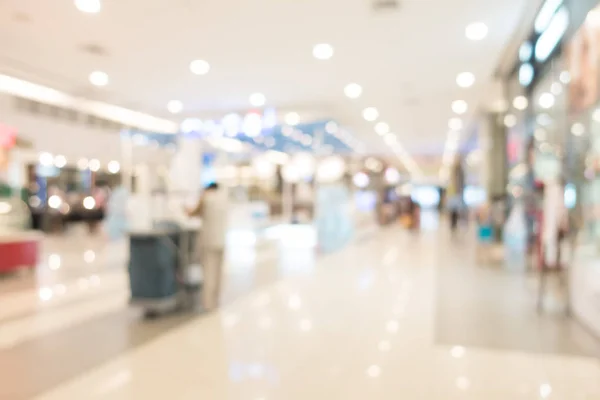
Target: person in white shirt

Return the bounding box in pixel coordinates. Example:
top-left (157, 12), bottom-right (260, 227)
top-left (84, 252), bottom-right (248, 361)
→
top-left (187, 182), bottom-right (229, 311)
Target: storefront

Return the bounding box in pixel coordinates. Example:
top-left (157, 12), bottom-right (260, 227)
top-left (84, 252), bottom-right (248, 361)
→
top-left (504, 0), bottom-right (572, 197)
top-left (564, 2), bottom-right (600, 338)
top-left (501, 0), bottom-right (600, 336)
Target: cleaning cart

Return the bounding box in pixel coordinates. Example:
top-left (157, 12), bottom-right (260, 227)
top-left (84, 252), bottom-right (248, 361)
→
top-left (128, 223), bottom-right (200, 317)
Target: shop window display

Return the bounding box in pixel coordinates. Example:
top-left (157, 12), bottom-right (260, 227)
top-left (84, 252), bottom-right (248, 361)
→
top-left (565, 4), bottom-right (600, 338)
top-left (531, 57), bottom-right (568, 184)
top-left (567, 4), bottom-right (600, 243)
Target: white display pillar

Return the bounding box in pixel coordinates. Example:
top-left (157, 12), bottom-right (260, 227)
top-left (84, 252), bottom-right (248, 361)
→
top-left (169, 135), bottom-right (203, 194)
top-left (128, 163), bottom-right (153, 229)
top-left (168, 135), bottom-right (203, 223)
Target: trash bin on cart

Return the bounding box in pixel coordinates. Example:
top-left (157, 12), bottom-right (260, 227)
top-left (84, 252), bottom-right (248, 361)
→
top-left (128, 224), bottom-right (200, 318)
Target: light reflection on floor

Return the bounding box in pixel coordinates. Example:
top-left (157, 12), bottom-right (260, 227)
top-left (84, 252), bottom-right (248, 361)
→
top-left (1, 223), bottom-right (600, 399)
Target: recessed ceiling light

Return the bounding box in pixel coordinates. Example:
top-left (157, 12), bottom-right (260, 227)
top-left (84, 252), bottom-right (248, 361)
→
top-left (504, 114), bottom-right (517, 128)
top-left (190, 59), bottom-right (210, 75)
top-left (77, 158), bottom-right (89, 170)
top-left (75, 0), bottom-right (101, 14)
top-left (54, 155), bottom-right (67, 168)
top-left (344, 83), bottom-right (362, 99)
top-left (366, 365), bottom-right (381, 378)
top-left (466, 22), bottom-right (488, 41)
top-left (452, 100), bottom-right (468, 115)
top-left (539, 383), bottom-right (552, 399)
top-left (538, 92), bottom-right (555, 109)
top-left (363, 107), bottom-right (379, 122)
top-left (375, 122), bottom-right (390, 136)
top-left (571, 122), bottom-right (585, 136)
top-left (456, 72), bottom-right (475, 88)
top-left (249, 93), bottom-right (266, 107)
top-left (167, 100), bottom-right (183, 114)
top-left (448, 117), bottom-right (463, 130)
top-left (285, 112), bottom-right (300, 126)
top-left (89, 71), bottom-right (108, 87)
top-left (513, 96), bottom-right (529, 110)
top-left (89, 159), bottom-right (100, 172)
top-left (38, 152), bottom-right (53, 167)
top-left (384, 133), bottom-right (397, 145)
top-left (312, 43), bottom-right (334, 60)
top-left (107, 160), bottom-right (120, 174)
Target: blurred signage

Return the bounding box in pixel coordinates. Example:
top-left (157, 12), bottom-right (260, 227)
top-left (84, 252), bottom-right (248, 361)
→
top-left (180, 108), bottom-right (277, 137)
top-left (0, 123), bottom-right (16, 149)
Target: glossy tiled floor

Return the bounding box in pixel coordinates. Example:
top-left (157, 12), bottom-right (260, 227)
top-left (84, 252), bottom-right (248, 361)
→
top-left (1, 221), bottom-right (600, 399)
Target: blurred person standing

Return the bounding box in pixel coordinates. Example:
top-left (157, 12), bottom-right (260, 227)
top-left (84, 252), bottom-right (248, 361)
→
top-left (104, 178), bottom-right (129, 241)
top-left (447, 157), bottom-right (465, 234)
top-left (187, 182), bottom-right (229, 311)
top-left (475, 202), bottom-right (493, 264)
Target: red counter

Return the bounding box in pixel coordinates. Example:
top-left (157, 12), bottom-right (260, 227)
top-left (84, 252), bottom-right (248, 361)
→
top-left (0, 232), bottom-right (42, 273)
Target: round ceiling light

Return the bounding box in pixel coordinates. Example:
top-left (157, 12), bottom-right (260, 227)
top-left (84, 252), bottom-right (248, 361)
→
top-left (363, 107), bottom-right (379, 122)
top-left (167, 100), bottom-right (183, 114)
top-left (88, 159), bottom-right (100, 172)
top-left (465, 22), bottom-right (488, 41)
top-left (77, 158), bottom-right (89, 170)
top-left (107, 161), bottom-right (120, 174)
top-left (448, 117), bottom-right (463, 130)
top-left (560, 71), bottom-right (571, 84)
top-left (538, 92), bottom-right (555, 109)
top-left (513, 96), bottom-right (529, 110)
top-left (312, 43), bottom-right (334, 60)
top-left (54, 155), bottom-right (67, 168)
top-left (353, 172), bottom-right (370, 188)
top-left (75, 0), bottom-right (101, 13)
top-left (285, 112), bottom-right (300, 126)
top-left (504, 114), bottom-right (517, 128)
top-left (39, 152), bottom-right (54, 167)
top-left (452, 100), bottom-right (468, 115)
top-left (456, 72), bottom-right (475, 88)
top-left (375, 122), bottom-right (390, 136)
top-left (344, 83), bottom-right (362, 99)
top-left (89, 71), bottom-right (108, 87)
top-left (571, 123), bottom-right (585, 136)
top-left (249, 93), bottom-right (266, 107)
top-left (384, 133), bottom-right (397, 145)
top-left (190, 59), bottom-right (210, 75)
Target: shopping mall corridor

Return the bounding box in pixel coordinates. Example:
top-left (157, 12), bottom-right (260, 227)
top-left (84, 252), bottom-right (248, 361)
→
top-left (1, 222), bottom-right (600, 399)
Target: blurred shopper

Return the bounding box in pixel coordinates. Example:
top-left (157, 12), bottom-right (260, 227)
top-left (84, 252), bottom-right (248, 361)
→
top-left (448, 195), bottom-right (462, 233)
top-left (542, 179), bottom-right (568, 269)
top-left (475, 202), bottom-right (493, 264)
top-left (104, 179), bottom-right (129, 241)
top-left (187, 182), bottom-right (229, 311)
top-left (411, 201), bottom-right (421, 231)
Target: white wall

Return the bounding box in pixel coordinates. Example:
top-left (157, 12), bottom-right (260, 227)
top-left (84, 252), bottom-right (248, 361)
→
top-left (0, 93), bottom-right (122, 165)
